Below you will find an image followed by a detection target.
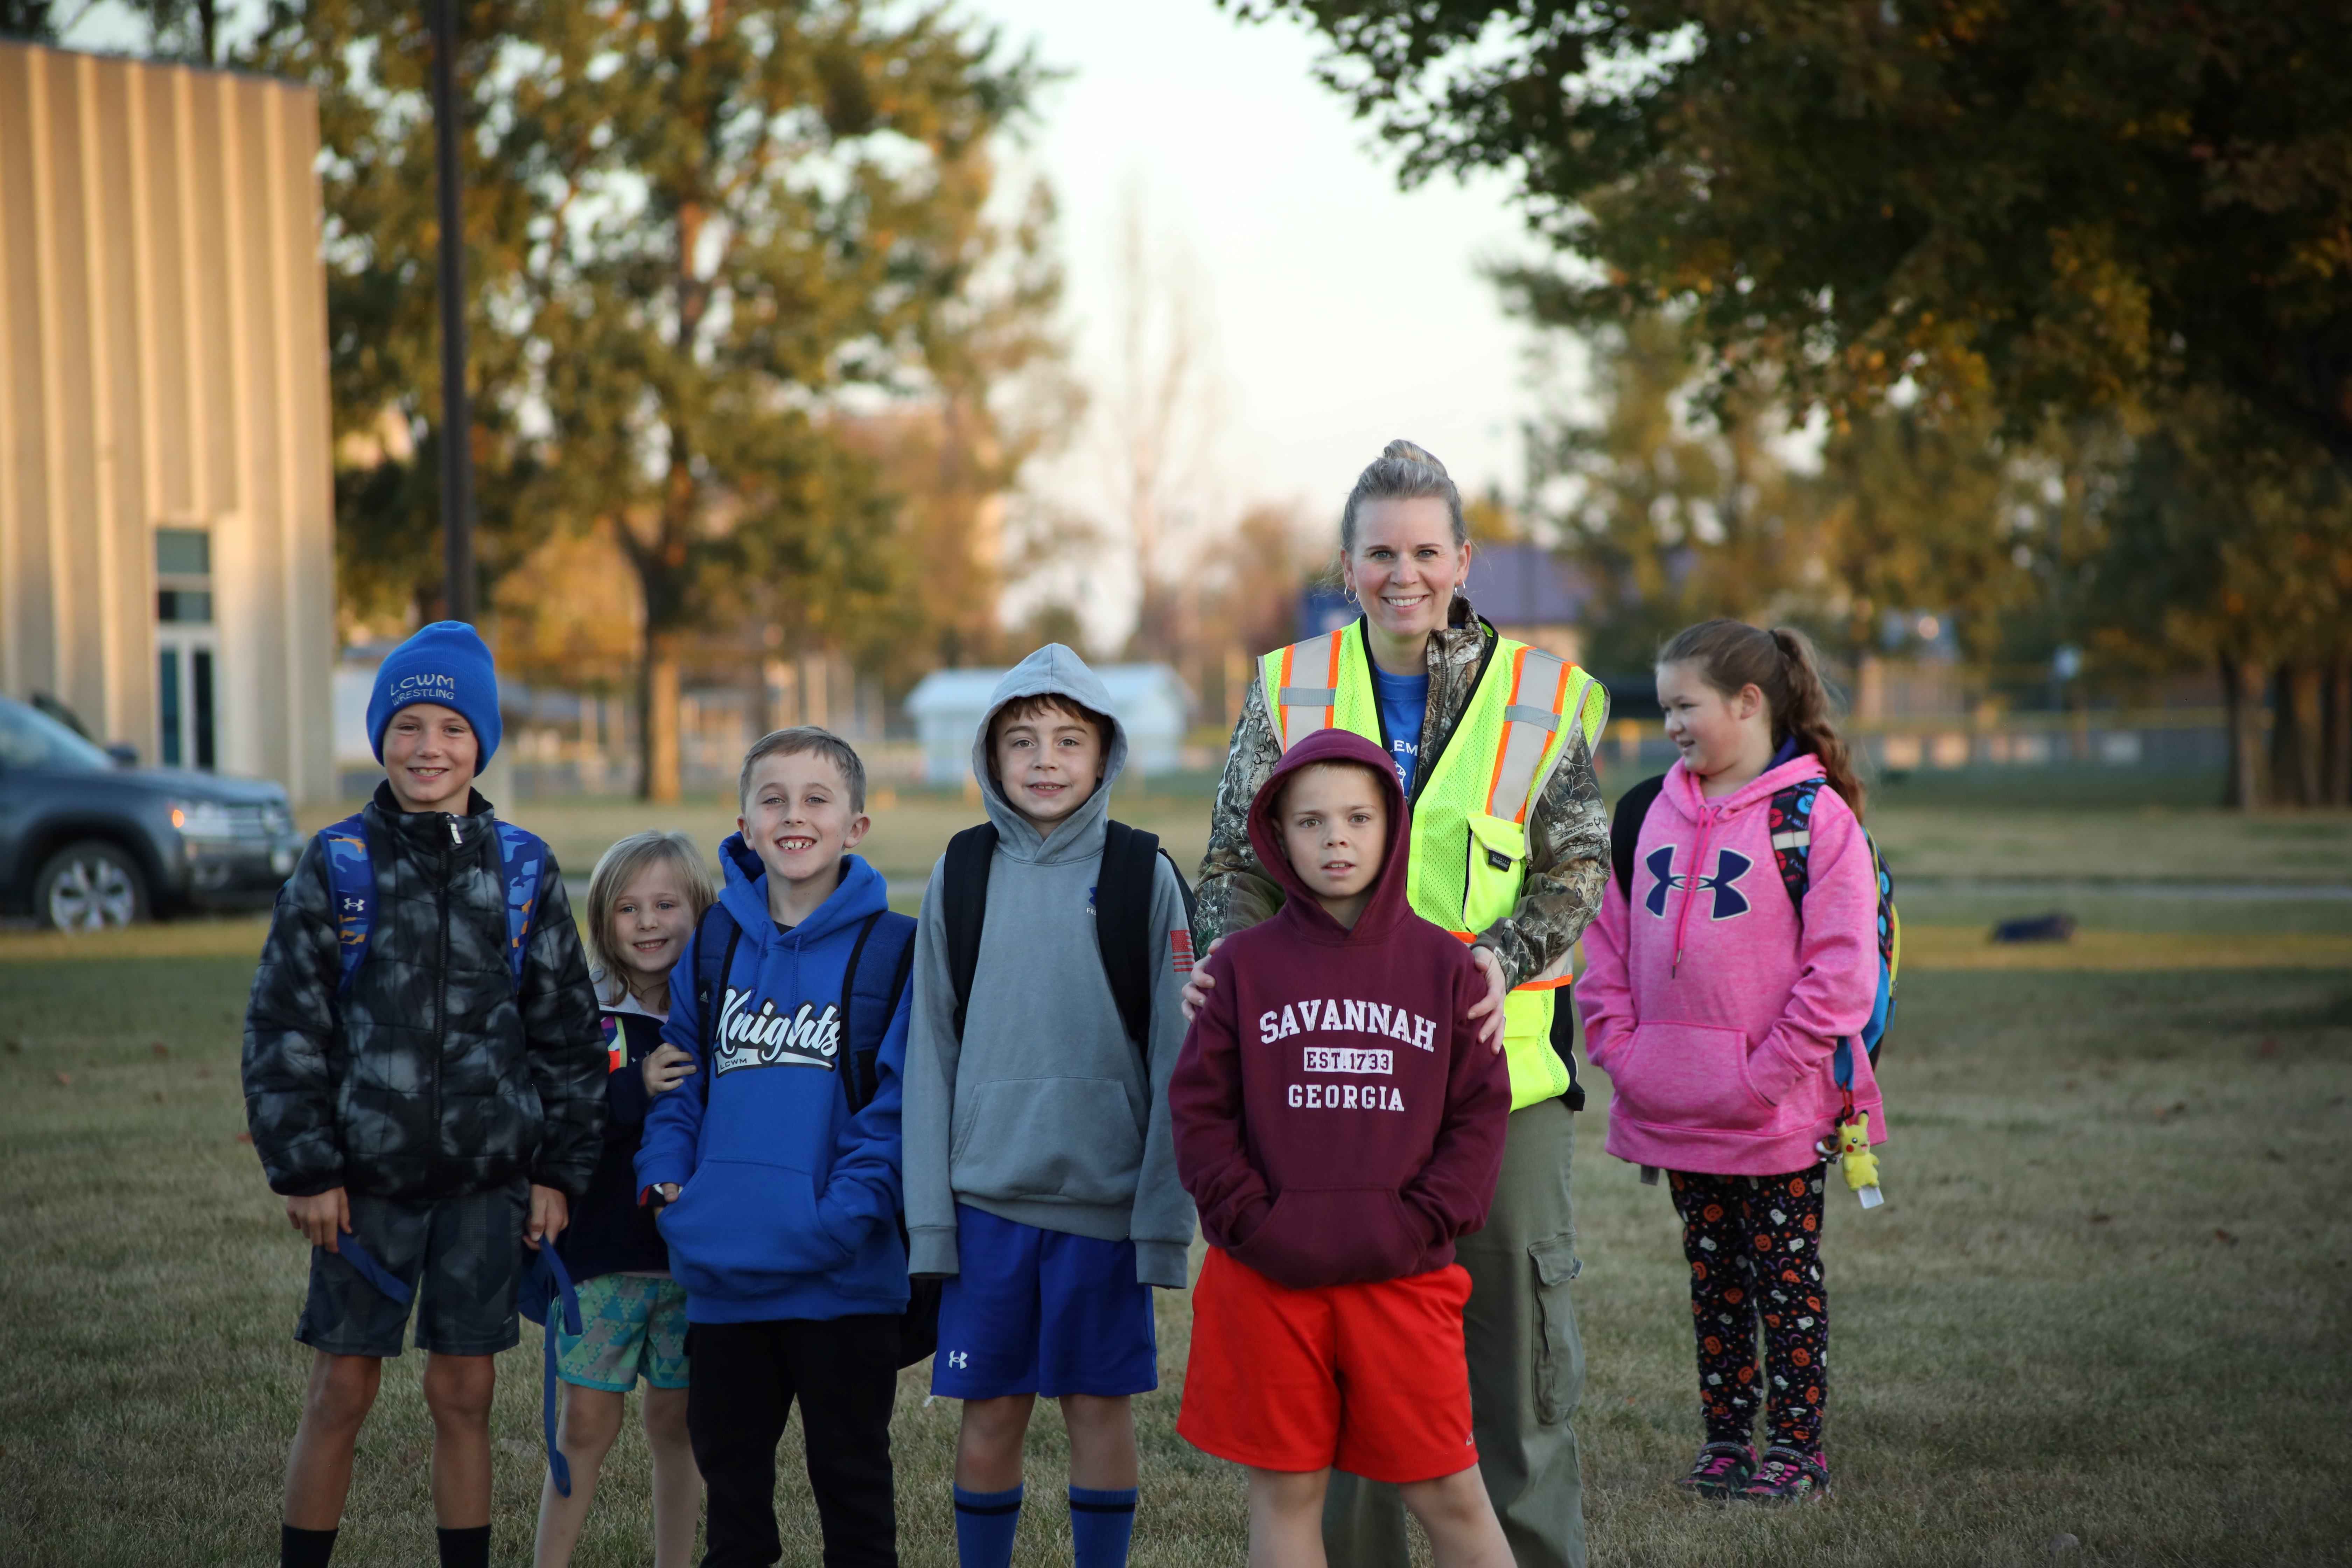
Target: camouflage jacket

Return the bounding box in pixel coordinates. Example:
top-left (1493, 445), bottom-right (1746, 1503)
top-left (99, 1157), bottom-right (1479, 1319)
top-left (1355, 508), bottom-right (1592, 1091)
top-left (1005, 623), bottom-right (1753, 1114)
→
top-left (1194, 598), bottom-right (1612, 989)
top-left (242, 785), bottom-right (608, 1202)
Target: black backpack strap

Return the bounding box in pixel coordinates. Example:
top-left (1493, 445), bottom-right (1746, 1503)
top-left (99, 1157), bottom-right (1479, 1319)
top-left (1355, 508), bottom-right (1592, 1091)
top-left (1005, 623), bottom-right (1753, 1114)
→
top-left (1094, 820), bottom-right (1163, 1060)
top-left (1159, 848), bottom-right (1198, 930)
top-left (836, 911), bottom-right (884, 1112)
top-left (1548, 990), bottom-right (1587, 1113)
top-left (692, 903), bottom-right (742, 1107)
top-left (1610, 774), bottom-right (1668, 902)
top-left (942, 823), bottom-right (999, 1041)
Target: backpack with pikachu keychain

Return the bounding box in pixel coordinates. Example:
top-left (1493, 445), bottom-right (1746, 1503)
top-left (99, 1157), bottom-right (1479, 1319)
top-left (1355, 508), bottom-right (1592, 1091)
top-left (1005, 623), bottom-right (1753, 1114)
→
top-left (1610, 773), bottom-right (1899, 1205)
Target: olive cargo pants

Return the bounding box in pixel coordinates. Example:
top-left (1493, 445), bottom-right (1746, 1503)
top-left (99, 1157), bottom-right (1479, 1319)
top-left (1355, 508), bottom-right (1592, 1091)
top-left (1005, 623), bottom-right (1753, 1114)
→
top-left (1321, 1095), bottom-right (1586, 1568)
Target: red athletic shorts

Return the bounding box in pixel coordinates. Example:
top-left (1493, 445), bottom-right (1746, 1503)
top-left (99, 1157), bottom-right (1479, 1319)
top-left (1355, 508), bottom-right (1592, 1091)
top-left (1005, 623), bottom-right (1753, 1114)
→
top-left (1177, 1247), bottom-right (1478, 1484)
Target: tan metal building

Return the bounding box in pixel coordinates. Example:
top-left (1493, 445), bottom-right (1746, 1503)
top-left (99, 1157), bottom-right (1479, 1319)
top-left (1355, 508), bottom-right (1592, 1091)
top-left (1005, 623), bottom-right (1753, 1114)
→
top-left (0, 38), bottom-right (336, 803)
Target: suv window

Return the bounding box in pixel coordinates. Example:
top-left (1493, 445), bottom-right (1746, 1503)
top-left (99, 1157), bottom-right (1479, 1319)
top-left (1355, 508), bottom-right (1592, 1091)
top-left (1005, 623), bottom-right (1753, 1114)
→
top-left (0, 701), bottom-right (113, 772)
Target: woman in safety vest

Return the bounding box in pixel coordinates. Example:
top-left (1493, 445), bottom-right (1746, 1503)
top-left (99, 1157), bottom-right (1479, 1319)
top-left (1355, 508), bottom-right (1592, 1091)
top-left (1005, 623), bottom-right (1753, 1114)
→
top-left (1183, 439), bottom-right (1612, 1568)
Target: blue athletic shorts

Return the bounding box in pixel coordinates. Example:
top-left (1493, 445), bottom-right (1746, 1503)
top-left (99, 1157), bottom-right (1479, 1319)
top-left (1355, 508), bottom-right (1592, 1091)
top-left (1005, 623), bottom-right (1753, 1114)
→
top-left (930, 1204), bottom-right (1158, 1400)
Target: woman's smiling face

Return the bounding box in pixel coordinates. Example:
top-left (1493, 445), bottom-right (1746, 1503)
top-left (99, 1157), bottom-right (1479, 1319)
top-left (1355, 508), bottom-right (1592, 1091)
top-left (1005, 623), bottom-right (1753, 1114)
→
top-left (1343, 496), bottom-right (1467, 643)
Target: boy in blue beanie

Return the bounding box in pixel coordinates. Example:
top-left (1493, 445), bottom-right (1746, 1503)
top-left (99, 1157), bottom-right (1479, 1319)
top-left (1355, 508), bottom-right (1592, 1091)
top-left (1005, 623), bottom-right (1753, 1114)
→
top-left (244, 621), bottom-right (608, 1568)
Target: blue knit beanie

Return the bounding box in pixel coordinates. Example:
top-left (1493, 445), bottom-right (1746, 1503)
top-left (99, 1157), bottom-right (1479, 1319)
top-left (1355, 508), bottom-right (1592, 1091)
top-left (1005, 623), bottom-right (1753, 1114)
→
top-left (367, 621), bottom-right (503, 766)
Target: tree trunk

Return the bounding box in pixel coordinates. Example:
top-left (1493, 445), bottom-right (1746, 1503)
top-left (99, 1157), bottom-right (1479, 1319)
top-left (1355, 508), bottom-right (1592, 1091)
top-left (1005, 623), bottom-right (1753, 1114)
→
top-left (2270, 664), bottom-right (2322, 807)
top-left (2323, 651), bottom-right (2352, 808)
top-left (638, 629), bottom-right (682, 803)
top-left (2221, 653), bottom-right (2268, 811)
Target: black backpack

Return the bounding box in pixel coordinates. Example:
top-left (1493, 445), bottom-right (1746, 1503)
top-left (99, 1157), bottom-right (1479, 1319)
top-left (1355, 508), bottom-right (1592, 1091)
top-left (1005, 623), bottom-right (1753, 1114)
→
top-left (940, 819), bottom-right (1196, 1056)
top-left (687, 901), bottom-right (940, 1368)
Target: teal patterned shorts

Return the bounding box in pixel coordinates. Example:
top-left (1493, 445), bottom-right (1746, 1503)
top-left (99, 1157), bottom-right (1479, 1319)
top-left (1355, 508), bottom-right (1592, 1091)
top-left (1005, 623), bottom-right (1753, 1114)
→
top-left (555, 1273), bottom-right (691, 1392)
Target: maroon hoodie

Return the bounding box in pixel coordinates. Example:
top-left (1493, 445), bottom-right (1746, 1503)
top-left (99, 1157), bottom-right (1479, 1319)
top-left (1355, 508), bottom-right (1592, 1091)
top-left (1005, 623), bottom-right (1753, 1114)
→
top-left (1170, 728), bottom-right (1509, 1291)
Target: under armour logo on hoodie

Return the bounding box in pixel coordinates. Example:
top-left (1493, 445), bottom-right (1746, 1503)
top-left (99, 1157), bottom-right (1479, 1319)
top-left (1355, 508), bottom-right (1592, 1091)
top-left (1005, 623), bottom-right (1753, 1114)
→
top-left (1644, 845), bottom-right (1753, 920)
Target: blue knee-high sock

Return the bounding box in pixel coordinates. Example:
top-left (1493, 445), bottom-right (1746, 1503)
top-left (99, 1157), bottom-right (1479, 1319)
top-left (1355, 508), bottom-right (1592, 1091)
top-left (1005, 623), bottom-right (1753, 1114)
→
top-left (953, 1483), bottom-right (1024, 1568)
top-left (1069, 1485), bottom-right (1138, 1568)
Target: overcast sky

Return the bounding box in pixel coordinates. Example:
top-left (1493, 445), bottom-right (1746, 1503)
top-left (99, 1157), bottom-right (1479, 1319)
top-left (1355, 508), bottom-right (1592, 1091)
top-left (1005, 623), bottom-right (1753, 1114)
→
top-left (966, 0), bottom-right (1553, 635)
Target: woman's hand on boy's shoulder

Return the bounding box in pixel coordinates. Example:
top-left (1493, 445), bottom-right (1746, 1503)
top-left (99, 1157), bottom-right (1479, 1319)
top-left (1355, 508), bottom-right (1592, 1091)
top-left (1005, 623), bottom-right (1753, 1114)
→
top-left (1178, 936), bottom-right (1227, 1022)
top-left (642, 1043), bottom-right (697, 1096)
top-left (1467, 945), bottom-right (1507, 1052)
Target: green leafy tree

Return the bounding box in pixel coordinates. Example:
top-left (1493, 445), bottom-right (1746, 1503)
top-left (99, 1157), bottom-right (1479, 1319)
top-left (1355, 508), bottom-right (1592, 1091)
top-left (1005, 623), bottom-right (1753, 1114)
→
top-left (1244, 2), bottom-right (2352, 466)
top-left (252, 1), bottom-right (1045, 799)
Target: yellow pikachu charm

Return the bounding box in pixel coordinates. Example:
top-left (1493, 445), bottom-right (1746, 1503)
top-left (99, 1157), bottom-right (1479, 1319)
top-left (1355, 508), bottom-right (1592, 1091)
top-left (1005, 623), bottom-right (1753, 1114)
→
top-left (1837, 1114), bottom-right (1884, 1210)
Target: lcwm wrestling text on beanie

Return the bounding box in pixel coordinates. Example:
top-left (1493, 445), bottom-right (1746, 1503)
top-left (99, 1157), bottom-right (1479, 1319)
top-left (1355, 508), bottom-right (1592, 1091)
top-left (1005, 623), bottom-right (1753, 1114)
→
top-left (366, 621), bottom-right (504, 766)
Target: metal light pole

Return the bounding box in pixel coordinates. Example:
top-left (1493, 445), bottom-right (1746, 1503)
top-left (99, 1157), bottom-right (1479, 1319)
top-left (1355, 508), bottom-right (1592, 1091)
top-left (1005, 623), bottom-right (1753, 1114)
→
top-left (429, 0), bottom-right (476, 623)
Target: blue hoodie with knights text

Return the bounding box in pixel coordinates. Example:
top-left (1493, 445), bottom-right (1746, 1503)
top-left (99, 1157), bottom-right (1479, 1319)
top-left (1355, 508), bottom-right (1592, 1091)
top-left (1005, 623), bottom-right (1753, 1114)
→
top-left (634, 838), bottom-right (912, 1325)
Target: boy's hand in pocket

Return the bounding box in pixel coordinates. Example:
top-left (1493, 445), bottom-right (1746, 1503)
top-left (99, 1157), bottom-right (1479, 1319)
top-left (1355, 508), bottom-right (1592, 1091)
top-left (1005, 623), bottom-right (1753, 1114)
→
top-left (642, 1043), bottom-right (697, 1096)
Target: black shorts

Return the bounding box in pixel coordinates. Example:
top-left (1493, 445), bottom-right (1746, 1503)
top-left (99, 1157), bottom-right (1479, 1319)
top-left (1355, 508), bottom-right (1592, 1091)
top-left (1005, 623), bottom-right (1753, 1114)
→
top-left (295, 1179), bottom-right (529, 1358)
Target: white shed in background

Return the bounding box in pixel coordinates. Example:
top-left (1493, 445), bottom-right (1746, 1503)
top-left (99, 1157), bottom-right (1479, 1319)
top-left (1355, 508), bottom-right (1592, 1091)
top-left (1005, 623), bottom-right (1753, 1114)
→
top-left (905, 663), bottom-right (1194, 786)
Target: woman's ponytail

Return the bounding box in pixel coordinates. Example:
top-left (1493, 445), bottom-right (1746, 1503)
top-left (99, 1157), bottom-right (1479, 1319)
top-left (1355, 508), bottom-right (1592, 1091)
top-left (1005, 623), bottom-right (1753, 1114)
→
top-left (1658, 618), bottom-right (1868, 821)
top-left (1769, 627), bottom-right (1866, 821)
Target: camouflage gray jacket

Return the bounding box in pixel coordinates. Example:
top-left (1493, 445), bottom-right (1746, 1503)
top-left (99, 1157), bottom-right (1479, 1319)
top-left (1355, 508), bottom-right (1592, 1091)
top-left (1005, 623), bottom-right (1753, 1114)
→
top-left (1194, 598), bottom-right (1612, 989)
top-left (242, 785), bottom-right (608, 1202)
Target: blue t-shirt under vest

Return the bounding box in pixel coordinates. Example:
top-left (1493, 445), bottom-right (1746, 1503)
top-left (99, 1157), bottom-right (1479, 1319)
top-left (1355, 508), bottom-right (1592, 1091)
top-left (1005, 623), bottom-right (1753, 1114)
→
top-left (1370, 665), bottom-right (1430, 794)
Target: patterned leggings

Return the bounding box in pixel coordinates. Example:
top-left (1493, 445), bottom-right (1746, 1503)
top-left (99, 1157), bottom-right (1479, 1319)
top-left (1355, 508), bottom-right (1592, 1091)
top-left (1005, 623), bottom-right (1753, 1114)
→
top-left (1667, 1166), bottom-right (1828, 1454)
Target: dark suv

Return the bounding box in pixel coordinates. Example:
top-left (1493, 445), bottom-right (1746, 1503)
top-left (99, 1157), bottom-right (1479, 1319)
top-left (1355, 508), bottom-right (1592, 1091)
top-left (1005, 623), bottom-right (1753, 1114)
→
top-left (0, 696), bottom-right (304, 932)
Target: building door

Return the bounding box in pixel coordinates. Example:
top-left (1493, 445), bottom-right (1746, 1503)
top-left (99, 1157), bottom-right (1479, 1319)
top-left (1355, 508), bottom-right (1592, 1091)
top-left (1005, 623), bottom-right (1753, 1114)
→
top-left (154, 527), bottom-right (219, 770)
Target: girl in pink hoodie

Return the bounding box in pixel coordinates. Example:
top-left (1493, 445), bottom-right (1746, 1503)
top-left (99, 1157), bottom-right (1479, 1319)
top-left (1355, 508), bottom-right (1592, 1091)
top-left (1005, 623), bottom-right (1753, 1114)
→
top-left (1574, 620), bottom-right (1885, 1506)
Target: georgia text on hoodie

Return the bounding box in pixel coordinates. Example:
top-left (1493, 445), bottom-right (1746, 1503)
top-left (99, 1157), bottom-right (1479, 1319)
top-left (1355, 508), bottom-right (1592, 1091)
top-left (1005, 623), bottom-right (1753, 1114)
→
top-left (1169, 727), bottom-right (1509, 1292)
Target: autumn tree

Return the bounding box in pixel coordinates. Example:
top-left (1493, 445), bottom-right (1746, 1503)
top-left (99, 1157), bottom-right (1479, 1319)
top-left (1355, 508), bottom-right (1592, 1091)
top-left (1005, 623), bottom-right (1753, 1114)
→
top-left (254, 1), bottom-right (1048, 799)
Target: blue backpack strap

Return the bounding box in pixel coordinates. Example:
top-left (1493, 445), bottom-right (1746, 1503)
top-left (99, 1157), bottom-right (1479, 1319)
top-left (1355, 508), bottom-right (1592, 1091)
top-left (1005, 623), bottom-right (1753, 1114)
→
top-left (1766, 780), bottom-right (1820, 913)
top-left (493, 823), bottom-right (550, 993)
top-left (334, 1234), bottom-right (413, 1306)
top-left (1767, 780), bottom-right (1855, 1090)
top-left (519, 1245), bottom-right (584, 1495)
top-left (322, 813), bottom-right (375, 1001)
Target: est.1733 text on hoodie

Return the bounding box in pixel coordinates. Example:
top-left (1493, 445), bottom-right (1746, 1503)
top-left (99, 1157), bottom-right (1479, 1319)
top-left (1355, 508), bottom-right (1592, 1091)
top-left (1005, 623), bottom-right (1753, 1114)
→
top-left (1170, 728), bottom-right (1510, 1292)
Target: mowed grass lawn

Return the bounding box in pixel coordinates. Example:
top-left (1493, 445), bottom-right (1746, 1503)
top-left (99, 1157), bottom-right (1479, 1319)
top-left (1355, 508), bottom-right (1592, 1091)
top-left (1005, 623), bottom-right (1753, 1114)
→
top-left (6, 788), bottom-right (2350, 1566)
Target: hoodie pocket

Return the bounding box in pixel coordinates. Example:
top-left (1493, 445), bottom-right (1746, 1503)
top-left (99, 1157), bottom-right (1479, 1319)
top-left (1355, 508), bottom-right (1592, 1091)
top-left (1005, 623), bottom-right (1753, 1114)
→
top-left (1229, 1186), bottom-right (1428, 1290)
top-left (655, 1158), bottom-right (851, 1288)
top-left (951, 1077), bottom-right (1143, 1208)
top-left (1609, 1021), bottom-right (1773, 1132)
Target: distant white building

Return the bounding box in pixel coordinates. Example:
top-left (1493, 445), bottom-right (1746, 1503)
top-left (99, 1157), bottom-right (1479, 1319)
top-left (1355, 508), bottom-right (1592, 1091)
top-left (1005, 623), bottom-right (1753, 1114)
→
top-left (905, 663), bottom-right (1193, 785)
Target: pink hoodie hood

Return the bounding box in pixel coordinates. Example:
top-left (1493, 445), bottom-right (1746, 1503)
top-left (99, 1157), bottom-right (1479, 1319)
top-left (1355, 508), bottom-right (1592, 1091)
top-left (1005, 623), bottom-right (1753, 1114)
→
top-left (1573, 755), bottom-right (1885, 1175)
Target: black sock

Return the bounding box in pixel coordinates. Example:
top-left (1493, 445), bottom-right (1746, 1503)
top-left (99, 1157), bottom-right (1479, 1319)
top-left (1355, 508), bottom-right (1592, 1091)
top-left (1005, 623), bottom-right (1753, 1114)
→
top-left (280, 1524), bottom-right (337, 1568)
top-left (436, 1524), bottom-right (491, 1568)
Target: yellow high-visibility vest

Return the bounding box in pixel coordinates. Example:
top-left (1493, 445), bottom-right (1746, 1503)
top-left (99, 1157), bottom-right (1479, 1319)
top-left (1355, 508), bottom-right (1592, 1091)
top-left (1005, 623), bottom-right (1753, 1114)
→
top-left (1260, 618), bottom-right (1609, 1110)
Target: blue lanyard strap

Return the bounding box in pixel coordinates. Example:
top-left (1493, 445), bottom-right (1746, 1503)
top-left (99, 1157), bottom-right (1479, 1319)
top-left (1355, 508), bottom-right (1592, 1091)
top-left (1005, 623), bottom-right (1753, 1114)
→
top-left (333, 1235), bottom-right (413, 1306)
top-left (524, 1246), bottom-right (584, 1496)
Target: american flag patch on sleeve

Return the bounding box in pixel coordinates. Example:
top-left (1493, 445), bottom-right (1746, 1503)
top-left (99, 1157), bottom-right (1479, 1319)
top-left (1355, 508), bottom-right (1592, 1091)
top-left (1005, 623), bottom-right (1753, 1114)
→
top-left (1171, 930), bottom-right (1195, 974)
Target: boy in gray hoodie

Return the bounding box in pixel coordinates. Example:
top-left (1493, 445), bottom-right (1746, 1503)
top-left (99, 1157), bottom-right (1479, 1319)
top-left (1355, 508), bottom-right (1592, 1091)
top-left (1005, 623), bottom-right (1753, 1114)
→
top-left (902, 644), bottom-right (1196, 1568)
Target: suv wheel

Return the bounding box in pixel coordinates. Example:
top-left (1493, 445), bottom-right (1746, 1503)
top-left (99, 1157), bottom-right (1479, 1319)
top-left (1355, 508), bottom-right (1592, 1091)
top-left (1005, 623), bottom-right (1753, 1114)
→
top-left (35, 840), bottom-right (148, 933)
